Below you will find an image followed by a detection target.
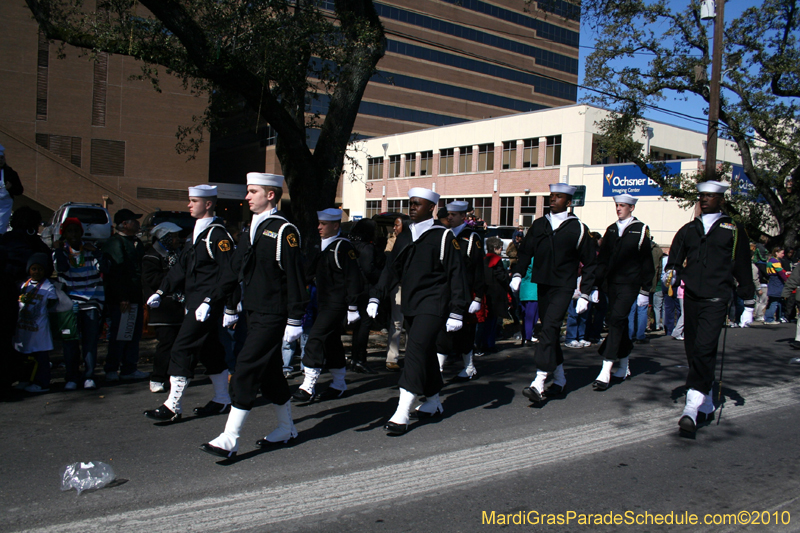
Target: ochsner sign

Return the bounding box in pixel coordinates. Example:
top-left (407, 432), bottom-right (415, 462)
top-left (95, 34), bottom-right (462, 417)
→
top-left (602, 162), bottom-right (681, 197)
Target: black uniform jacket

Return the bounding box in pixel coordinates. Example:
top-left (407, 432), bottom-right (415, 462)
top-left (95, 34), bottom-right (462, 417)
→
top-left (142, 243), bottom-right (185, 325)
top-left (306, 237), bottom-right (363, 311)
top-left (371, 221), bottom-right (468, 319)
top-left (160, 217), bottom-right (235, 310)
top-left (595, 218), bottom-right (655, 293)
top-left (453, 225), bottom-right (486, 303)
top-left (512, 214), bottom-right (597, 295)
top-left (666, 215), bottom-right (755, 302)
top-left (215, 212), bottom-right (308, 325)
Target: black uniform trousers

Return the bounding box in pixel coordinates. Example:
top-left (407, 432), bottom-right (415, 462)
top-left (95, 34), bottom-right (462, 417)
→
top-left (230, 311), bottom-right (290, 410)
top-left (533, 285), bottom-right (575, 373)
top-left (152, 325), bottom-right (181, 383)
top-left (399, 314), bottom-right (446, 397)
top-left (684, 294), bottom-right (728, 395)
top-left (435, 322), bottom-right (476, 357)
top-left (167, 306), bottom-right (228, 378)
top-left (302, 307), bottom-right (347, 370)
top-left (351, 301), bottom-right (372, 364)
top-left (598, 283), bottom-right (638, 362)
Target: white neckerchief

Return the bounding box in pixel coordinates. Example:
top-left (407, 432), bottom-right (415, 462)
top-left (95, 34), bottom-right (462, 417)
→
top-left (546, 211), bottom-right (570, 231)
top-left (193, 216), bottom-right (214, 244)
top-left (451, 222), bottom-right (467, 237)
top-left (410, 217), bottom-right (435, 242)
top-left (701, 212), bottom-right (723, 235)
top-left (321, 230), bottom-right (341, 251)
top-left (616, 216), bottom-right (634, 234)
top-left (249, 207), bottom-right (277, 245)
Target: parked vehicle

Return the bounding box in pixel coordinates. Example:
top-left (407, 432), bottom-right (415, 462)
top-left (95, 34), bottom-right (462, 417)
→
top-left (41, 203), bottom-right (112, 247)
top-left (139, 211), bottom-right (195, 246)
top-left (484, 225), bottom-right (518, 257)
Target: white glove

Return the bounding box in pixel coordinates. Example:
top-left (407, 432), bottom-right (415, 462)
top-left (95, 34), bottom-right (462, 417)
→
top-left (366, 302), bottom-right (379, 318)
top-left (284, 324), bottom-right (303, 343)
top-left (575, 297), bottom-right (590, 314)
top-left (147, 293), bottom-right (161, 308)
top-left (590, 289), bottom-right (599, 303)
top-left (195, 302), bottom-right (211, 322)
top-left (740, 307), bottom-right (754, 328)
top-left (347, 310), bottom-right (360, 324)
top-left (573, 289), bottom-right (581, 300)
top-left (446, 318), bottom-right (463, 332)
top-left (223, 312), bottom-right (238, 328)
top-left (468, 301), bottom-right (481, 314)
top-left (509, 277), bottom-right (521, 292)
top-left (637, 294), bottom-right (650, 307)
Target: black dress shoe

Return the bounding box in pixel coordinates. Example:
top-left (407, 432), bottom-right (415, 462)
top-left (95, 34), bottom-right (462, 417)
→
top-left (384, 421), bottom-right (408, 435)
top-left (193, 401), bottom-right (231, 417)
top-left (546, 383), bottom-right (566, 396)
top-left (592, 380), bottom-right (609, 391)
top-left (409, 407), bottom-right (443, 420)
top-left (450, 372), bottom-right (477, 383)
top-left (351, 361), bottom-right (377, 374)
top-left (292, 388), bottom-right (313, 402)
top-left (144, 405), bottom-right (181, 422)
top-left (696, 411), bottom-right (715, 424)
top-left (318, 387), bottom-right (345, 401)
top-left (199, 442), bottom-right (236, 458)
top-left (522, 386), bottom-right (544, 402)
top-left (678, 415), bottom-right (697, 433)
top-left (255, 436), bottom-right (296, 448)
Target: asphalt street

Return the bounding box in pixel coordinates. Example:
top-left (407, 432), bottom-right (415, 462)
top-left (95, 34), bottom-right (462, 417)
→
top-left (3, 323), bottom-right (800, 532)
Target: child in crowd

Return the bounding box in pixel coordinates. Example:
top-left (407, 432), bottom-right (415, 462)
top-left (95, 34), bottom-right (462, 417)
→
top-left (475, 237), bottom-right (511, 355)
top-left (14, 253), bottom-right (58, 393)
top-left (519, 263), bottom-right (539, 345)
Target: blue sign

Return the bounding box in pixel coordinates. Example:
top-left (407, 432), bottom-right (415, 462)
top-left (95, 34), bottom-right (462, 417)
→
top-left (731, 164), bottom-right (765, 202)
top-left (352, 215), bottom-right (363, 221)
top-left (602, 162), bottom-right (681, 197)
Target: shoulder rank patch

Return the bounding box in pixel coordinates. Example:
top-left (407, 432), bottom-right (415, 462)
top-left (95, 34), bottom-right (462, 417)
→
top-left (348, 249), bottom-right (356, 260)
top-left (286, 233), bottom-right (299, 248)
top-left (475, 238), bottom-right (481, 248)
top-left (452, 239), bottom-right (461, 250)
top-left (263, 230), bottom-right (278, 238)
top-left (720, 223), bottom-right (736, 231)
top-left (645, 227), bottom-right (650, 239)
top-left (218, 240), bottom-right (231, 252)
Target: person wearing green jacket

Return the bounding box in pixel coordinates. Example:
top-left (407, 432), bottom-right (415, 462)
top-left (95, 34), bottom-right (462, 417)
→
top-left (519, 263), bottom-right (539, 345)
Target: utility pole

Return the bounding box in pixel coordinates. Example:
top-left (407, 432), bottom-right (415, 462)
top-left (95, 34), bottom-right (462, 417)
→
top-left (704, 0), bottom-right (725, 181)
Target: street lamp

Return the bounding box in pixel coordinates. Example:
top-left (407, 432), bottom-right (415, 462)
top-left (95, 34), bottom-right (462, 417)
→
top-left (703, 0), bottom-right (725, 181)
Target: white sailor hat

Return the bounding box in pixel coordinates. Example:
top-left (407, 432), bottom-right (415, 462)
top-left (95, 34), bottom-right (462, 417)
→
top-left (550, 183), bottom-right (577, 195)
top-left (697, 180), bottom-right (729, 194)
top-left (188, 184), bottom-right (217, 197)
top-left (317, 208), bottom-right (343, 222)
top-left (408, 187), bottom-right (440, 204)
top-left (247, 172), bottom-right (285, 188)
top-left (150, 222), bottom-right (183, 240)
top-left (445, 200), bottom-right (469, 212)
top-left (613, 193), bottom-right (638, 205)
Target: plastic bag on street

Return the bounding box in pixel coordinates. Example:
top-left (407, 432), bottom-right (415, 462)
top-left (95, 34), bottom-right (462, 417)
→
top-left (60, 461), bottom-right (116, 494)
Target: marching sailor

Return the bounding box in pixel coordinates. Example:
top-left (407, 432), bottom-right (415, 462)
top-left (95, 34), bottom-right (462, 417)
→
top-left (144, 184), bottom-right (236, 422)
top-left (436, 200), bottom-right (485, 381)
top-left (592, 194), bottom-right (655, 390)
top-left (367, 187), bottom-right (469, 435)
top-left (665, 181), bottom-right (755, 434)
top-left (201, 173), bottom-right (308, 457)
top-left (292, 208), bottom-right (363, 402)
top-left (510, 183), bottom-right (597, 402)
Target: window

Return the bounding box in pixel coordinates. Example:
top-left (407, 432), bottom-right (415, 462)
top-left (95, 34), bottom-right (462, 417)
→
top-left (439, 196), bottom-right (492, 224)
top-left (502, 141), bottom-right (517, 170)
top-left (36, 134), bottom-right (81, 167)
top-left (92, 52), bottom-right (108, 127)
top-left (545, 135), bottom-right (562, 166)
top-left (404, 152), bottom-right (416, 177)
top-left (419, 150), bottom-right (433, 176)
top-left (388, 155), bottom-right (401, 178)
top-left (499, 196), bottom-right (515, 226)
top-left (387, 199), bottom-right (409, 214)
top-left (477, 143), bottom-right (494, 172)
top-left (90, 139), bottom-right (125, 175)
top-left (458, 146), bottom-right (473, 173)
top-left (520, 196), bottom-right (537, 227)
top-left (36, 32), bottom-right (48, 120)
top-left (522, 138), bottom-right (539, 168)
top-left (440, 148), bottom-right (455, 174)
top-left (367, 157), bottom-right (383, 181)
top-left (366, 200), bottom-right (381, 218)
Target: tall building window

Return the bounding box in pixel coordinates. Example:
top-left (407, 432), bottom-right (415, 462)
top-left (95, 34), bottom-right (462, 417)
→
top-left (477, 143), bottom-right (494, 172)
top-left (502, 141), bottom-right (517, 170)
top-left (520, 196), bottom-right (537, 227)
top-left (545, 135), bottom-right (562, 166)
top-left (404, 152), bottom-right (416, 176)
top-left (387, 199), bottom-right (409, 214)
top-left (36, 32), bottom-right (49, 120)
top-left (36, 134), bottom-right (81, 167)
top-left (92, 52), bottom-right (109, 127)
top-left (439, 196), bottom-right (491, 224)
top-left (458, 146), bottom-right (473, 173)
top-left (522, 138), bottom-right (539, 168)
top-left (440, 148), bottom-right (455, 174)
top-left (388, 154), bottom-right (401, 178)
top-left (367, 157), bottom-right (383, 181)
top-left (499, 196), bottom-right (515, 226)
top-left (419, 150), bottom-right (433, 176)
top-left (366, 200), bottom-right (381, 218)
top-left (90, 139), bottom-right (125, 176)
